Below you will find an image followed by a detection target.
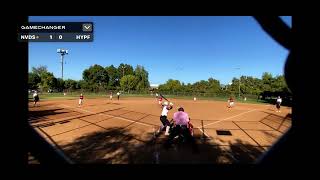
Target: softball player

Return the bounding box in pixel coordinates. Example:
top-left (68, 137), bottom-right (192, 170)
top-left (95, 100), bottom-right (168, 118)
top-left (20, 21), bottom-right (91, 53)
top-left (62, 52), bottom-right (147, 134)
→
top-left (33, 91), bottom-right (39, 107)
top-left (158, 96), bottom-right (163, 105)
top-left (157, 101), bottom-right (173, 136)
top-left (188, 119), bottom-right (194, 136)
top-left (78, 93), bottom-right (84, 107)
top-left (227, 97), bottom-right (235, 108)
top-left (109, 91), bottom-right (113, 100)
top-left (276, 96), bottom-right (282, 112)
top-left (117, 92), bottom-right (120, 100)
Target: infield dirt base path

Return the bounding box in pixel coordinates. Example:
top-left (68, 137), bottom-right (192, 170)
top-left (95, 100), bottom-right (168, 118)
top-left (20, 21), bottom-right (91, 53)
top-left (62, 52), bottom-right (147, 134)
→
top-left (29, 97), bottom-right (291, 164)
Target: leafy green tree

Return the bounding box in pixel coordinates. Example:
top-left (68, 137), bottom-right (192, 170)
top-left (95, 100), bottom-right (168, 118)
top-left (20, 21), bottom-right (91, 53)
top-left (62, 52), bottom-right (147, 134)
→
top-left (28, 72), bottom-right (41, 90)
top-left (77, 80), bottom-right (88, 90)
top-left (55, 78), bottom-right (65, 92)
top-left (192, 80), bottom-right (209, 93)
top-left (105, 65), bottom-right (119, 88)
top-left (271, 75), bottom-right (287, 92)
top-left (118, 63), bottom-right (134, 79)
top-left (82, 64), bottom-right (109, 91)
top-left (158, 79), bottom-right (182, 92)
top-left (39, 72), bottom-right (56, 92)
top-left (262, 72), bottom-right (273, 92)
top-left (207, 78), bottom-right (221, 93)
top-left (64, 79), bottom-right (77, 91)
top-left (32, 65), bottom-right (48, 76)
top-left (120, 75), bottom-right (138, 93)
top-left (134, 65), bottom-right (150, 90)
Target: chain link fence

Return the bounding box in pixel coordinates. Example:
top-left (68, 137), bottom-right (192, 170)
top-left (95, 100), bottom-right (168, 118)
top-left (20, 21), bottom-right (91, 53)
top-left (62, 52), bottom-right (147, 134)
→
top-left (30, 88), bottom-right (286, 104)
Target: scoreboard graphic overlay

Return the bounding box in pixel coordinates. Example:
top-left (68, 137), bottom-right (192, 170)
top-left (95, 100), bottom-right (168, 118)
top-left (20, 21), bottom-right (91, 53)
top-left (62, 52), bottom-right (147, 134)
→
top-left (17, 22), bottom-right (94, 42)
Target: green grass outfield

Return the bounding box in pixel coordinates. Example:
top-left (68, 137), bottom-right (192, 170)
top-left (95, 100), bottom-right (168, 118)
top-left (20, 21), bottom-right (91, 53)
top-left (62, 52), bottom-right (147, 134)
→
top-left (28, 92), bottom-right (269, 105)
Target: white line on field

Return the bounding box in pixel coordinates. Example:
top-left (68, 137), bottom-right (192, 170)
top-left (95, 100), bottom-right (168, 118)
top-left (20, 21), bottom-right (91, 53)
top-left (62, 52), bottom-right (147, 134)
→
top-left (197, 127), bottom-right (211, 138)
top-left (198, 109), bottom-right (257, 129)
top-left (60, 104), bottom-right (152, 127)
top-left (34, 127), bottom-right (74, 164)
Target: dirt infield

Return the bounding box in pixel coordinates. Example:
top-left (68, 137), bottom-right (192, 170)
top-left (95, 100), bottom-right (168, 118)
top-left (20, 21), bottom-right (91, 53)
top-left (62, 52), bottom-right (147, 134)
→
top-left (28, 97), bottom-right (291, 164)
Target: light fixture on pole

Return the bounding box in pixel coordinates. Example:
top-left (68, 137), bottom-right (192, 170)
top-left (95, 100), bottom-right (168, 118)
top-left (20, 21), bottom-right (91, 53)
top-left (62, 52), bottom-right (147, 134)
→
top-left (57, 49), bottom-right (69, 80)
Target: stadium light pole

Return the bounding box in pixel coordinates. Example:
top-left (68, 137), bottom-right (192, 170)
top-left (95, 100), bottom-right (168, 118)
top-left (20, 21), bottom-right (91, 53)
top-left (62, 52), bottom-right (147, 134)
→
top-left (235, 67), bottom-right (241, 99)
top-left (57, 49), bottom-right (69, 80)
top-left (121, 66), bottom-right (126, 92)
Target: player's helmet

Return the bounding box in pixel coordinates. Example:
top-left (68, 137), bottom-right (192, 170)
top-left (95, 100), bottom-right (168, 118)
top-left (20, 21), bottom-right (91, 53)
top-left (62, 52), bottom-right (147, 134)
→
top-left (178, 107), bottom-right (184, 112)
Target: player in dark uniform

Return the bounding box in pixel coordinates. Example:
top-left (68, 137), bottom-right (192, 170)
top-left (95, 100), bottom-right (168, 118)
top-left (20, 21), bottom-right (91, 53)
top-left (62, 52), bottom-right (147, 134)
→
top-left (33, 91), bottom-right (39, 107)
top-left (78, 93), bottom-right (84, 107)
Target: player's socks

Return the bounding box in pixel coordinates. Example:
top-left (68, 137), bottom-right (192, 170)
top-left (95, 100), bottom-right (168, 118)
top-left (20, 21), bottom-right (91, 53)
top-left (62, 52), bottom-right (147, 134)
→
top-left (165, 126), bottom-right (170, 135)
top-left (157, 125), bottom-right (164, 134)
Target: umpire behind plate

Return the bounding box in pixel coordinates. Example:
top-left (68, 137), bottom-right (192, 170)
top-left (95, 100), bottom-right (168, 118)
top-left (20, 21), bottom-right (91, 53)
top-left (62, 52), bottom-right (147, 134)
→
top-left (164, 107), bottom-right (198, 153)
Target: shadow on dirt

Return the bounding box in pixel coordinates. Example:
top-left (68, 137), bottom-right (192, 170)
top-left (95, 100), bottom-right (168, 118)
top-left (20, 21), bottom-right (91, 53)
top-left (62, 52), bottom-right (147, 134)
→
top-left (56, 127), bottom-right (266, 164)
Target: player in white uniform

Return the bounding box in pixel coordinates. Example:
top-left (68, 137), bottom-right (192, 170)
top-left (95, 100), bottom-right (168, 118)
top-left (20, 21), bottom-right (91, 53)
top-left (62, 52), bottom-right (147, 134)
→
top-left (227, 97), bottom-right (235, 108)
top-left (276, 96), bottom-right (282, 112)
top-left (78, 94), bottom-right (84, 107)
top-left (109, 91), bottom-right (113, 100)
top-left (157, 101), bottom-right (173, 136)
top-left (117, 92), bottom-right (120, 100)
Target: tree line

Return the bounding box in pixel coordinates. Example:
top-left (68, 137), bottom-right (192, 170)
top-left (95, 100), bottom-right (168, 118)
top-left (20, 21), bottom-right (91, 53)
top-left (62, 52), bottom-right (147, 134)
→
top-left (158, 78), bottom-right (221, 95)
top-left (28, 63), bottom-right (150, 93)
top-left (157, 72), bottom-right (291, 100)
top-left (28, 64), bottom-right (291, 102)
